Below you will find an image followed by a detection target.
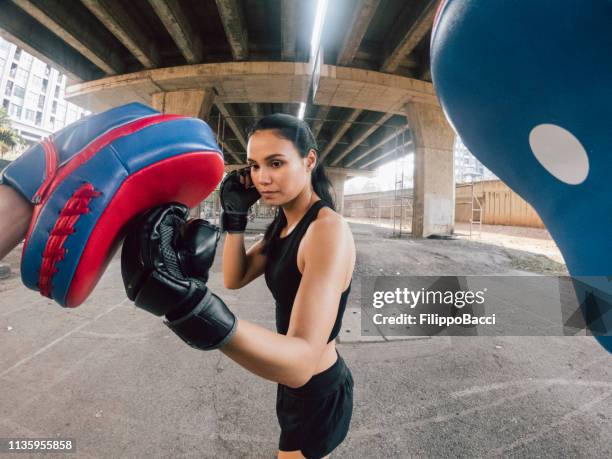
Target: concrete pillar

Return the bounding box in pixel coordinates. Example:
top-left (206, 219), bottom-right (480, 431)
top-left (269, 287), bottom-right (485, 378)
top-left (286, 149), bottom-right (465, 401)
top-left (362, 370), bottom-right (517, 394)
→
top-left (328, 171), bottom-right (346, 215)
top-left (151, 88), bottom-right (216, 217)
top-left (404, 102), bottom-right (455, 237)
top-left (151, 88), bottom-right (215, 121)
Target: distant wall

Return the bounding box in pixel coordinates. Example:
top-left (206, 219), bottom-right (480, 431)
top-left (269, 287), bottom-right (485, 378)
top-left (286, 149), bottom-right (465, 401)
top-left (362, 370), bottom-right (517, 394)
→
top-left (344, 180), bottom-right (545, 229)
top-left (455, 180), bottom-right (544, 228)
top-left (344, 189), bottom-right (413, 220)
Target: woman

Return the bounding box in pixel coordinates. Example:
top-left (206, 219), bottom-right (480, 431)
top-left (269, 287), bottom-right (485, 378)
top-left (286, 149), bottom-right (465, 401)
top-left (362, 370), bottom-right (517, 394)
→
top-left (221, 113), bottom-right (356, 458)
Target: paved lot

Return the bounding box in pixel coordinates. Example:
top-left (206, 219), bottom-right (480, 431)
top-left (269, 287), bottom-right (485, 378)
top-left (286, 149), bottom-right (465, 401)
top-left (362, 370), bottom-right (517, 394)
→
top-left (0, 222), bottom-right (610, 458)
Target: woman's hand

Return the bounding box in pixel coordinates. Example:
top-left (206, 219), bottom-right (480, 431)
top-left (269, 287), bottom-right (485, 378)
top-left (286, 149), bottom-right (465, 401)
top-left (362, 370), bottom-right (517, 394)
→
top-left (219, 168), bottom-right (261, 233)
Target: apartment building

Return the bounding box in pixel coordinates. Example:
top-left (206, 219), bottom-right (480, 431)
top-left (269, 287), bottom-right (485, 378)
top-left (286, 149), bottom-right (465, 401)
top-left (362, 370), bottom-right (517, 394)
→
top-left (454, 136), bottom-right (497, 184)
top-left (0, 37), bottom-right (88, 159)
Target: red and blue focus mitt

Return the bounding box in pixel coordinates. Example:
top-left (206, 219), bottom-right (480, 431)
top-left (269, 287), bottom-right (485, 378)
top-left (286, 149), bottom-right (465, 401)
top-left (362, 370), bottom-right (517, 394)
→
top-left (0, 102), bottom-right (224, 307)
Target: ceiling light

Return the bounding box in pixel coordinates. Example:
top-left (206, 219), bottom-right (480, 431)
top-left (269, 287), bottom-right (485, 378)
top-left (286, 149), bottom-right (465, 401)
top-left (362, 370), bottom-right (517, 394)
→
top-left (297, 102), bottom-right (306, 120)
top-left (310, 0), bottom-right (328, 61)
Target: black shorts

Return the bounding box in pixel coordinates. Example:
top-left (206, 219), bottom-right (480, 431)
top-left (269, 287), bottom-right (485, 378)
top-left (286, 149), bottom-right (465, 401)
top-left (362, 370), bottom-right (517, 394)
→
top-left (276, 352), bottom-right (354, 458)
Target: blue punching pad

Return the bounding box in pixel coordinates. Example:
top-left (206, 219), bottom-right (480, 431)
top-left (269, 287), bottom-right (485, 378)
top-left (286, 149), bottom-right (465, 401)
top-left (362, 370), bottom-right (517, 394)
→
top-left (431, 0), bottom-right (612, 352)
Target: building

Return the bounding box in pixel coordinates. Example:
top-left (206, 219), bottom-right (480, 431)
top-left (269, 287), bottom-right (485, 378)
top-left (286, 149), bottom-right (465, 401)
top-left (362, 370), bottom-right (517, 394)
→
top-left (454, 136), bottom-right (497, 183)
top-left (0, 37), bottom-right (88, 160)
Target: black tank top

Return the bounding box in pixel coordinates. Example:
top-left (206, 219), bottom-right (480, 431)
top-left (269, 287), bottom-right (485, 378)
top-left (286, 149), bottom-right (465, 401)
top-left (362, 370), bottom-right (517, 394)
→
top-left (264, 200), bottom-right (351, 343)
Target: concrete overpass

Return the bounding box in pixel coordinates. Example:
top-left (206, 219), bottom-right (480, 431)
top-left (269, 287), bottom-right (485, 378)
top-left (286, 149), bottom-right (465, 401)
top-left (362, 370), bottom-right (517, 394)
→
top-left (0, 0), bottom-right (455, 236)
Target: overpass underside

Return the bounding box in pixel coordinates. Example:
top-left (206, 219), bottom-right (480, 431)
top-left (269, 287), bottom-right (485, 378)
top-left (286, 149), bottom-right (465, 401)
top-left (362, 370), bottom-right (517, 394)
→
top-left (0, 0), bottom-right (455, 237)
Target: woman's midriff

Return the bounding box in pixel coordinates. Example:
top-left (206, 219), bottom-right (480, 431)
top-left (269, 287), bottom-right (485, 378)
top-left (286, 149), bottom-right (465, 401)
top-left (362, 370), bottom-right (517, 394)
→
top-left (314, 342), bottom-right (338, 374)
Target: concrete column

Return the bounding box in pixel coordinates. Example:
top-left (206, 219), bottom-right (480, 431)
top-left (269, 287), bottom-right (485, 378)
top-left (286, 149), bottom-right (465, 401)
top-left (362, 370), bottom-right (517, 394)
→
top-left (151, 88), bottom-right (215, 121)
top-left (328, 171), bottom-right (347, 215)
top-left (151, 88), bottom-right (216, 217)
top-left (404, 102), bottom-right (455, 237)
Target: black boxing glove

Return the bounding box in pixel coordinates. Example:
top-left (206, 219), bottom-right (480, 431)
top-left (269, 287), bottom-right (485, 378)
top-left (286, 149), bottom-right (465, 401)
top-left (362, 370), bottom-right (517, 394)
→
top-left (219, 169), bottom-right (260, 233)
top-left (175, 218), bottom-right (219, 284)
top-left (121, 203), bottom-right (237, 350)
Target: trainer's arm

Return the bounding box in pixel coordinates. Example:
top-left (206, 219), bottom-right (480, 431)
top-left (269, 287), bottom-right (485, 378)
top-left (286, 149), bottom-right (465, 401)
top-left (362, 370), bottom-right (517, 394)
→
top-left (222, 218), bottom-right (349, 388)
top-left (0, 184), bottom-right (32, 260)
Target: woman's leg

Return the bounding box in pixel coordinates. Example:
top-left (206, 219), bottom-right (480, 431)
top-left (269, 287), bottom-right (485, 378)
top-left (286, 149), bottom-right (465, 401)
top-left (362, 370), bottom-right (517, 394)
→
top-left (278, 450), bottom-right (304, 458)
top-left (277, 451), bottom-right (329, 459)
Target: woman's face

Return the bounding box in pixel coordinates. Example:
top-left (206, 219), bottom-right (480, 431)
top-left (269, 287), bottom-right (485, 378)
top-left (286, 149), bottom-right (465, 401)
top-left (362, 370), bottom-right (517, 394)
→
top-left (247, 129), bottom-right (314, 206)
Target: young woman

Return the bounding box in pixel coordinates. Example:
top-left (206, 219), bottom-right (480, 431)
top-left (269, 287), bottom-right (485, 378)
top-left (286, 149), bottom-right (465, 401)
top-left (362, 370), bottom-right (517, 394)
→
top-left (221, 113), bottom-right (356, 458)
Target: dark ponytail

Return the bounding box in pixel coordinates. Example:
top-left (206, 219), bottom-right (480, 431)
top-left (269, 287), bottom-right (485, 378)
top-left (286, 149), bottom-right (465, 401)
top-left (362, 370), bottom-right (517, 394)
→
top-left (248, 113), bottom-right (335, 253)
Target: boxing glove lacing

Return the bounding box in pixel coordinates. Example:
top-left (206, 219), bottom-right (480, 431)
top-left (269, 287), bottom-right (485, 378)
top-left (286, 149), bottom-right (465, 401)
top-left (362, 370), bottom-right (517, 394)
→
top-left (38, 183), bottom-right (101, 298)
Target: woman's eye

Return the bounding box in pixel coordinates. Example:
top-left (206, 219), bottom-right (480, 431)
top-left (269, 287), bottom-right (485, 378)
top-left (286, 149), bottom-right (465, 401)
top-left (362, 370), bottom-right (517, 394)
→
top-left (251, 164), bottom-right (260, 170)
top-left (271, 160), bottom-right (283, 168)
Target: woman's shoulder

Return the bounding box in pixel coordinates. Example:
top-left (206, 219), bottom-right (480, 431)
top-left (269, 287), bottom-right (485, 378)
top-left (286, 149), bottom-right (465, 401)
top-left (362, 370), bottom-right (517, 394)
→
top-left (298, 204), bottom-right (355, 273)
top-left (316, 205), bottom-right (343, 224)
top-left (307, 204), bottom-right (353, 243)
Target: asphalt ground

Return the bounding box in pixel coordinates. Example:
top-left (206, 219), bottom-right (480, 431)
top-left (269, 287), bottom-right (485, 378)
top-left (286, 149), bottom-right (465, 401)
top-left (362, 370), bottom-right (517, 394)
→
top-left (0, 222), bottom-right (610, 458)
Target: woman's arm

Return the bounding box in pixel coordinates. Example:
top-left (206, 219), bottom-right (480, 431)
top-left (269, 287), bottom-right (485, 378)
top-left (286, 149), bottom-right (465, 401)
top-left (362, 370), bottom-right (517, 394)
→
top-left (222, 234), bottom-right (267, 289)
top-left (0, 184), bottom-right (32, 260)
top-left (221, 216), bottom-right (352, 388)
top-left (220, 169), bottom-right (264, 289)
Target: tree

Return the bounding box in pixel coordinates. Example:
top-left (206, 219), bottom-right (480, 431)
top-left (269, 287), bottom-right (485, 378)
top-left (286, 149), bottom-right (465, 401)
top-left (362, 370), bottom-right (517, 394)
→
top-left (0, 107), bottom-right (24, 158)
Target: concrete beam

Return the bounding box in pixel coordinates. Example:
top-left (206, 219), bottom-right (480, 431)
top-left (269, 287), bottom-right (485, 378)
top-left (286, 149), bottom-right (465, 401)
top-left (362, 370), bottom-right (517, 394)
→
top-left (330, 112), bottom-right (394, 166)
top-left (381, 0), bottom-right (437, 73)
top-left (344, 125), bottom-right (408, 167)
top-left (151, 89), bottom-right (215, 120)
top-left (217, 139), bottom-right (244, 165)
top-left (210, 115), bottom-right (243, 165)
top-left (280, 0), bottom-right (297, 61)
top-left (11, 0), bottom-right (123, 75)
top-left (319, 109), bottom-right (362, 162)
top-left (356, 41), bottom-right (420, 68)
top-left (81, 0), bottom-right (160, 68)
top-left (336, 0), bottom-right (380, 66)
top-left (65, 62), bottom-right (437, 113)
top-left (420, 68), bottom-right (432, 82)
top-left (336, 138), bottom-right (371, 147)
top-left (358, 140), bottom-right (413, 169)
top-left (327, 166), bottom-right (375, 178)
top-left (215, 0), bottom-right (248, 60)
top-left (249, 103), bottom-right (262, 122)
top-left (215, 101), bottom-right (248, 155)
top-left (311, 105), bottom-right (331, 140)
top-left (148, 0), bottom-right (203, 64)
top-left (315, 64), bottom-right (436, 110)
top-left (0, 1), bottom-right (102, 81)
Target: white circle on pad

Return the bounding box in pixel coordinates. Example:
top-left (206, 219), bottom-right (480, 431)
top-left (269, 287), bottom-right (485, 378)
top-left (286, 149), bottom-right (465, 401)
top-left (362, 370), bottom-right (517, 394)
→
top-left (529, 124), bottom-right (589, 185)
